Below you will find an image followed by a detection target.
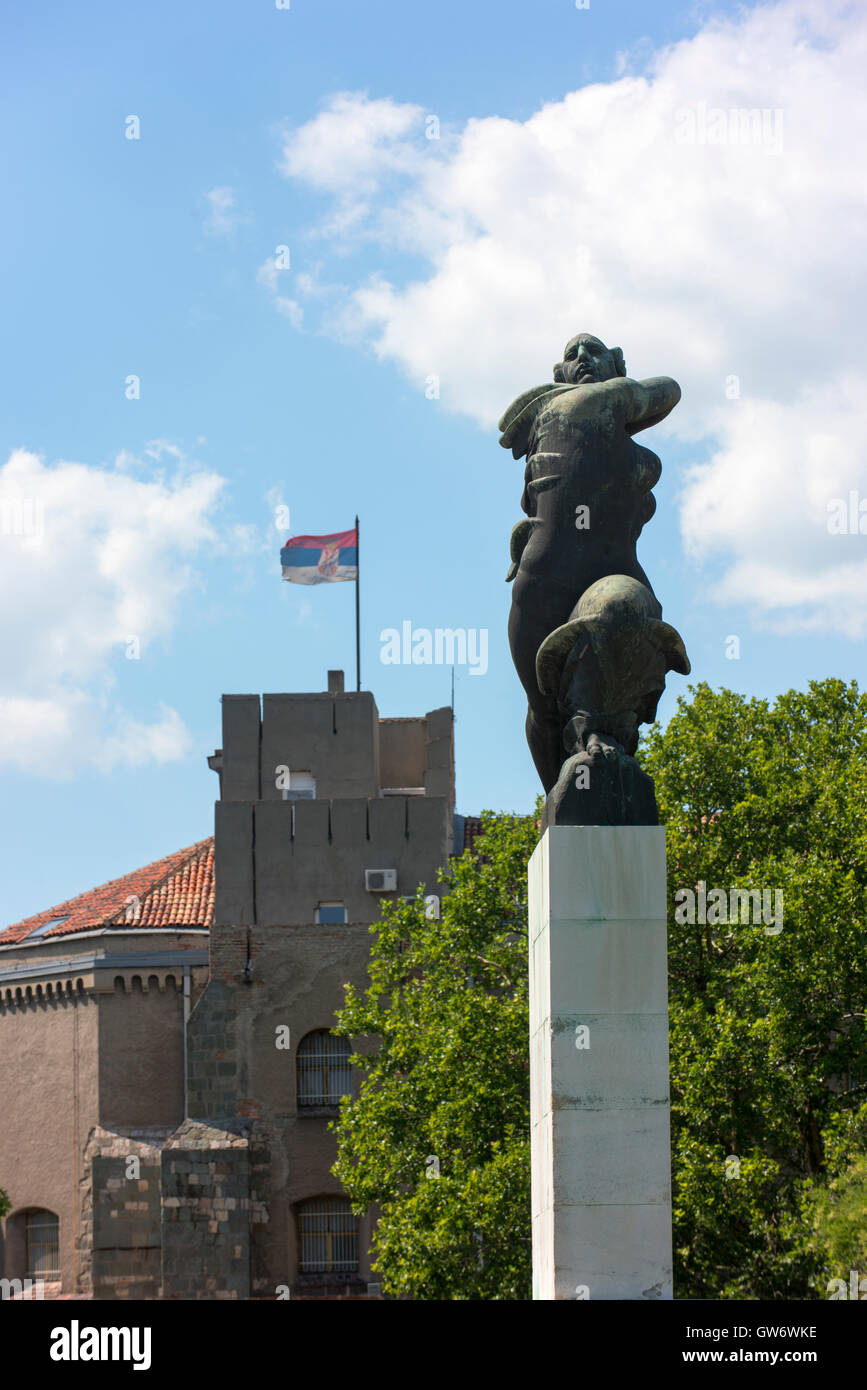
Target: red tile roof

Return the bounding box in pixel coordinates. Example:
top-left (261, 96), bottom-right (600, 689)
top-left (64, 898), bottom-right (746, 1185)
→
top-left (462, 816), bottom-right (485, 853)
top-left (0, 838), bottom-right (214, 945)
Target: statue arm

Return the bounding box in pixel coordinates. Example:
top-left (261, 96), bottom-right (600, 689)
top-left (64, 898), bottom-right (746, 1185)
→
top-left (621, 376), bottom-right (681, 435)
top-left (498, 384), bottom-right (576, 458)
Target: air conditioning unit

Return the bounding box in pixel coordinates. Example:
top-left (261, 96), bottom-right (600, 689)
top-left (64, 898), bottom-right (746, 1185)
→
top-left (365, 869), bottom-right (397, 892)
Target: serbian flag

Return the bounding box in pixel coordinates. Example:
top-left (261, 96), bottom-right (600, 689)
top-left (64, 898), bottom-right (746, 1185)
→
top-left (281, 528), bottom-right (358, 585)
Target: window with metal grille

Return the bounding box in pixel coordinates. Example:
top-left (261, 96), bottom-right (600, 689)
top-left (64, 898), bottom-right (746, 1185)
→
top-left (26, 1210), bottom-right (59, 1280)
top-left (297, 1030), bottom-right (352, 1108)
top-left (298, 1197), bottom-right (358, 1274)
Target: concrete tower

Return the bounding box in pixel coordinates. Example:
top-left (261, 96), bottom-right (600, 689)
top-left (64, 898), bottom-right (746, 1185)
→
top-left (160, 672), bottom-right (455, 1299)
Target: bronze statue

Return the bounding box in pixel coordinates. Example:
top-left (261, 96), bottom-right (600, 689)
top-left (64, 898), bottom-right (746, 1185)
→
top-left (501, 333), bottom-right (690, 826)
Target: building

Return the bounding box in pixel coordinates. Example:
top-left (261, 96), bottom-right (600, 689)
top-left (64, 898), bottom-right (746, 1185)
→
top-left (0, 671), bottom-right (460, 1299)
top-left (0, 840), bottom-right (212, 1298)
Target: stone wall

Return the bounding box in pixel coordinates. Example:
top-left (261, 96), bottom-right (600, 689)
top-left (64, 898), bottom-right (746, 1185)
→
top-left (79, 1127), bottom-right (168, 1300)
top-left (160, 1119), bottom-right (263, 1300)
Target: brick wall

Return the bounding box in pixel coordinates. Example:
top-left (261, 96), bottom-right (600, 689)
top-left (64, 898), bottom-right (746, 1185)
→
top-left (186, 978), bottom-right (241, 1119)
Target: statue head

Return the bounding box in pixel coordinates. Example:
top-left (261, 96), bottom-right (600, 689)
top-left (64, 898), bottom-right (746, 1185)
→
top-left (553, 333), bottom-right (626, 386)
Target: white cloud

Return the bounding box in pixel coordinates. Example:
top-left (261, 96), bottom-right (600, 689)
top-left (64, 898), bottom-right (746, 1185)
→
top-left (0, 447), bottom-right (226, 776)
top-left (273, 0), bottom-right (867, 635)
top-left (203, 185), bottom-right (243, 237)
top-left (96, 705), bottom-right (192, 772)
top-left (257, 252), bottom-right (304, 328)
top-left (274, 295), bottom-right (303, 328)
top-left (280, 91), bottom-right (425, 194)
top-left (679, 380), bottom-right (867, 636)
top-left (0, 695), bottom-right (192, 777)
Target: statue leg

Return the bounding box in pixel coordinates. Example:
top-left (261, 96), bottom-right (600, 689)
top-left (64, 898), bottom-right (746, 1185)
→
top-left (509, 572), bottom-right (576, 791)
top-left (525, 701), bottom-right (563, 794)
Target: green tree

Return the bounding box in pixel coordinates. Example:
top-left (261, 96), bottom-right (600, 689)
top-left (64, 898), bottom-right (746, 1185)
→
top-left (804, 1151), bottom-right (867, 1293)
top-left (334, 679), bottom-right (867, 1300)
top-left (332, 809), bottom-right (537, 1300)
top-left (0, 1188), bottom-right (8, 1223)
top-left (642, 678), bottom-right (867, 1299)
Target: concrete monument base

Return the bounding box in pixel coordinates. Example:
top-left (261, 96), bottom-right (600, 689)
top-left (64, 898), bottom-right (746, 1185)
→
top-left (528, 825), bottom-right (672, 1300)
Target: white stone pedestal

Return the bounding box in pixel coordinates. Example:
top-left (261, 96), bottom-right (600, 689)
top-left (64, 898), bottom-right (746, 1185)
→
top-left (528, 825), bottom-right (672, 1300)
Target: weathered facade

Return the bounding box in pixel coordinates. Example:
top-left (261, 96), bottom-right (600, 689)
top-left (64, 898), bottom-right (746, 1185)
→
top-left (0, 841), bottom-right (212, 1299)
top-left (168, 672), bottom-right (454, 1299)
top-left (0, 673), bottom-right (457, 1299)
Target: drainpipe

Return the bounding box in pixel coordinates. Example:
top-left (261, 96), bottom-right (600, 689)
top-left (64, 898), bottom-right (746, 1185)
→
top-left (183, 964), bottom-right (191, 1118)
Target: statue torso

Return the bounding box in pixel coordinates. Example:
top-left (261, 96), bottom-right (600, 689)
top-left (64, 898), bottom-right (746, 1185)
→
top-left (516, 384), bottom-right (661, 588)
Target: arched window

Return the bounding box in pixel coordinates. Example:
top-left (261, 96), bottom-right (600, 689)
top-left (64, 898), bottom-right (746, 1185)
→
top-left (26, 1209), bottom-right (59, 1280)
top-left (297, 1197), bottom-right (358, 1274)
top-left (296, 1031), bottom-right (352, 1108)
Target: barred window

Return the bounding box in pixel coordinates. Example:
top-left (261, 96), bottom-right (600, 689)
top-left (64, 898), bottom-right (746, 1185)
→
top-left (297, 1030), bottom-right (352, 1108)
top-left (298, 1197), bottom-right (358, 1274)
top-left (26, 1209), bottom-right (59, 1280)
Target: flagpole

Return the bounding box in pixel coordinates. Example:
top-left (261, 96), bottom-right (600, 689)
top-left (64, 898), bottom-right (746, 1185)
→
top-left (355, 514), bottom-right (361, 692)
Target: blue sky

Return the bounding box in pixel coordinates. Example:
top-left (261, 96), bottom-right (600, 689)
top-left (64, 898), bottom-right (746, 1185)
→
top-left (1, 0), bottom-right (865, 924)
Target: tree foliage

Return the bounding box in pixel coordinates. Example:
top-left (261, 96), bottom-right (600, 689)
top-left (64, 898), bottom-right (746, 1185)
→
top-left (332, 810), bottom-right (537, 1299)
top-left (334, 679), bottom-right (867, 1299)
top-left (805, 1152), bottom-right (867, 1288)
top-left (642, 678), bottom-right (867, 1298)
